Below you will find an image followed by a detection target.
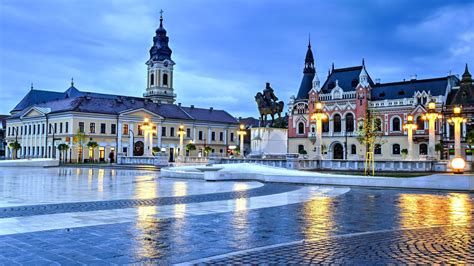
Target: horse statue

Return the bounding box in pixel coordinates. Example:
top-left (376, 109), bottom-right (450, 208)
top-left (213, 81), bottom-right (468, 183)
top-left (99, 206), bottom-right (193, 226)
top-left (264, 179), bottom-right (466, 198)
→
top-left (255, 82), bottom-right (284, 126)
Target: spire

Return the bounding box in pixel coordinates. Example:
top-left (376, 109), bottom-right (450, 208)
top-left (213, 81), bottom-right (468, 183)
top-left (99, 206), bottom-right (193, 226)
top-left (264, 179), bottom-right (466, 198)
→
top-left (461, 63), bottom-right (472, 83)
top-left (331, 62), bottom-right (334, 73)
top-left (359, 61), bottom-right (369, 87)
top-left (159, 9), bottom-right (164, 28)
top-left (308, 33), bottom-right (311, 48)
top-left (303, 38), bottom-right (315, 74)
top-left (71, 77), bottom-right (74, 87)
top-left (30, 83), bottom-right (34, 90)
top-left (362, 58), bottom-right (365, 66)
top-left (149, 9), bottom-right (173, 62)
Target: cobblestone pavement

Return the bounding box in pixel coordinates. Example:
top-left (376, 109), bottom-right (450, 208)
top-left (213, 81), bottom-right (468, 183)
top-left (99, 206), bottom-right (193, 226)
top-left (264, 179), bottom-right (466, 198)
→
top-left (0, 167), bottom-right (473, 264)
top-left (200, 226), bottom-right (474, 264)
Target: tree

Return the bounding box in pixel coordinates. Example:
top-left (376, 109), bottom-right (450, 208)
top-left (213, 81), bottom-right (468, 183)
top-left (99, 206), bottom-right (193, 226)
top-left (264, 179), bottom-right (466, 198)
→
top-left (186, 143), bottom-right (196, 155)
top-left (401, 148), bottom-right (408, 159)
top-left (87, 141), bottom-right (99, 162)
top-left (73, 131), bottom-right (86, 163)
top-left (8, 141), bottom-right (21, 160)
top-left (152, 147), bottom-right (161, 155)
top-left (57, 143), bottom-right (70, 163)
top-left (467, 129), bottom-right (474, 162)
top-left (204, 146), bottom-right (212, 156)
top-left (357, 109), bottom-right (386, 175)
top-left (435, 143), bottom-right (444, 160)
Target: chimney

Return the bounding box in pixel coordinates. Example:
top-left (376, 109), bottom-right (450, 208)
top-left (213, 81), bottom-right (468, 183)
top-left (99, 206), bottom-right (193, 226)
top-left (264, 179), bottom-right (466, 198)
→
top-left (178, 102), bottom-right (181, 107)
top-left (410, 74), bottom-right (417, 81)
top-left (190, 105), bottom-right (194, 109)
top-left (210, 107), bottom-right (213, 111)
top-left (375, 78), bottom-right (381, 84)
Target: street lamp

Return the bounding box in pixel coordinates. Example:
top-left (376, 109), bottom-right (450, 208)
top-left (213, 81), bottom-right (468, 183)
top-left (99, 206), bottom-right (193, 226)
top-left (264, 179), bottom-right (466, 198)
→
top-left (177, 124), bottom-right (185, 161)
top-left (422, 100), bottom-right (442, 159)
top-left (140, 118), bottom-right (155, 157)
top-left (447, 106), bottom-right (467, 173)
top-left (403, 114), bottom-right (417, 160)
top-left (310, 101), bottom-right (328, 160)
top-left (237, 124), bottom-right (247, 158)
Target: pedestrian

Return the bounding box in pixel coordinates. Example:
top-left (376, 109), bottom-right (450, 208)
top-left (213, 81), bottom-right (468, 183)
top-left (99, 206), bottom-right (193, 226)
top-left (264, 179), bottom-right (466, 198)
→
top-left (108, 151), bottom-right (115, 164)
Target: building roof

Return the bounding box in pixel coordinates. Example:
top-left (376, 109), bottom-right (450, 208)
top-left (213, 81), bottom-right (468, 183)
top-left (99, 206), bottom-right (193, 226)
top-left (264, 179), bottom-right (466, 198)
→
top-left (12, 89), bottom-right (65, 112)
top-left (180, 106), bottom-right (238, 124)
top-left (320, 65), bottom-right (374, 94)
top-left (371, 76), bottom-right (456, 101)
top-left (447, 64), bottom-right (474, 106)
top-left (295, 42), bottom-right (316, 100)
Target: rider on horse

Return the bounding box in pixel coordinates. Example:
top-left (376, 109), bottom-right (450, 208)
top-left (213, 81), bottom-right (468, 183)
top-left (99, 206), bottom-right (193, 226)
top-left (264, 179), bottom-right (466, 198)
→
top-left (263, 82), bottom-right (278, 108)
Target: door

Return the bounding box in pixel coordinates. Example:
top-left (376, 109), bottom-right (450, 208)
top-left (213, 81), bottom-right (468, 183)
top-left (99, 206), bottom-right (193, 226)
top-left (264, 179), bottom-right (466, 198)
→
top-left (169, 148), bottom-right (174, 162)
top-left (134, 141), bottom-right (144, 156)
top-left (333, 143), bottom-right (344, 159)
top-left (99, 147), bottom-right (105, 162)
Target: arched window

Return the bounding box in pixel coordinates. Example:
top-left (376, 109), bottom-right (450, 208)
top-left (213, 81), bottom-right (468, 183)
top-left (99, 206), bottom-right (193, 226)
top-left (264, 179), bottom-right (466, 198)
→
top-left (345, 113), bottom-right (354, 132)
top-left (322, 120), bottom-right (329, 132)
top-left (163, 73), bottom-right (169, 86)
top-left (419, 143), bottom-right (428, 155)
top-left (392, 144), bottom-right (400, 155)
top-left (374, 118), bottom-right (382, 132)
top-left (333, 114), bottom-right (342, 132)
top-left (150, 73), bottom-right (155, 86)
top-left (351, 144), bottom-right (357, 154)
top-left (298, 145), bottom-right (305, 154)
top-left (298, 122), bottom-right (305, 135)
top-left (416, 116), bottom-right (424, 130)
top-left (392, 117), bottom-right (401, 132)
top-left (374, 144), bottom-right (382, 154)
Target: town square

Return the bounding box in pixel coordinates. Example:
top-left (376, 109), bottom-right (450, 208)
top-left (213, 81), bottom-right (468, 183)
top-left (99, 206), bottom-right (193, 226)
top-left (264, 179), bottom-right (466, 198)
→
top-left (0, 0), bottom-right (473, 265)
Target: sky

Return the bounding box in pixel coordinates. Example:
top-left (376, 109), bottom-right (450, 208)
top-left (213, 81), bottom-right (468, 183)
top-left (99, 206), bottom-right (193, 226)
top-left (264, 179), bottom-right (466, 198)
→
top-left (0, 0), bottom-right (473, 117)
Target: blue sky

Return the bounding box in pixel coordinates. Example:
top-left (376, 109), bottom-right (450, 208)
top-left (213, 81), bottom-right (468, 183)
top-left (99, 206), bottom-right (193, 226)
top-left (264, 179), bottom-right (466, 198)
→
top-left (0, 0), bottom-right (473, 117)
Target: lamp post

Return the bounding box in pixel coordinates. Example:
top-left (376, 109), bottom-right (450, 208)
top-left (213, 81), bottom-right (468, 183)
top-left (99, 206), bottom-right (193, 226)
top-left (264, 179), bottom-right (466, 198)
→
top-left (310, 102), bottom-right (328, 160)
top-left (422, 100), bottom-right (442, 159)
top-left (177, 124), bottom-right (185, 162)
top-left (447, 106), bottom-right (467, 158)
top-left (140, 118), bottom-right (155, 157)
top-left (237, 124), bottom-right (246, 158)
top-left (403, 114), bottom-right (417, 160)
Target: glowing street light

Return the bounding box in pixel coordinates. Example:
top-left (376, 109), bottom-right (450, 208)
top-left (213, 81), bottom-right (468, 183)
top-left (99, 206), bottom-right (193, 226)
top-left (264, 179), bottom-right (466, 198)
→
top-left (451, 157), bottom-right (466, 174)
top-left (177, 124), bottom-right (186, 161)
top-left (310, 101), bottom-right (328, 160)
top-left (447, 106), bottom-right (467, 158)
top-left (403, 114), bottom-right (417, 160)
top-left (422, 100), bottom-right (442, 159)
top-left (237, 124), bottom-right (247, 158)
top-left (140, 118), bottom-right (156, 157)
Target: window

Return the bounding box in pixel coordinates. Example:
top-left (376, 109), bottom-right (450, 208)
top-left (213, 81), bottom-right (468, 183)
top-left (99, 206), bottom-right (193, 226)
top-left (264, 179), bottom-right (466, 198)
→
top-left (198, 131), bottom-right (203, 140)
top-left (298, 122), bottom-right (305, 134)
top-left (374, 118), bottom-right (382, 132)
top-left (162, 127), bottom-right (166, 136)
top-left (392, 144), bottom-right (400, 155)
top-left (152, 125), bottom-right (157, 136)
top-left (65, 122), bottom-right (69, 133)
top-left (150, 73), bottom-right (155, 86)
top-left (351, 144), bottom-right (357, 154)
top-left (211, 131), bottom-right (216, 141)
top-left (42, 124), bottom-right (44, 134)
top-left (100, 123), bottom-right (106, 134)
top-left (374, 144), bottom-right (382, 155)
top-left (170, 127), bottom-right (175, 137)
top-left (333, 114), bottom-right (342, 132)
top-left (219, 149), bottom-right (224, 154)
top-left (138, 125), bottom-right (143, 136)
top-left (416, 116), bottom-right (424, 130)
top-left (29, 125), bottom-right (32, 135)
top-left (163, 73), bottom-right (168, 86)
top-left (186, 128), bottom-right (191, 138)
top-left (79, 122), bottom-right (85, 133)
top-left (219, 132), bottom-right (223, 141)
top-left (392, 117), bottom-right (401, 132)
top-left (298, 145), bottom-right (305, 153)
top-left (111, 124), bottom-right (116, 134)
top-left (120, 124), bottom-right (127, 135)
top-left (7, 127), bottom-right (10, 136)
top-left (49, 124), bottom-right (52, 134)
top-left (346, 113), bottom-right (354, 132)
top-left (322, 120), bottom-right (329, 132)
top-left (20, 126), bottom-right (23, 135)
top-left (230, 132), bottom-right (235, 142)
top-left (60, 122), bottom-right (63, 133)
top-left (90, 123), bottom-right (95, 133)
top-left (419, 143), bottom-right (428, 155)
top-left (33, 124), bottom-right (36, 135)
top-left (54, 123), bottom-right (57, 134)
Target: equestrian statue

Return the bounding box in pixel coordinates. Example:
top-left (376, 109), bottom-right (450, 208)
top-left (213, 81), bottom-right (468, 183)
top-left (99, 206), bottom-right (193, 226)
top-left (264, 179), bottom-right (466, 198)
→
top-left (255, 82), bottom-right (284, 127)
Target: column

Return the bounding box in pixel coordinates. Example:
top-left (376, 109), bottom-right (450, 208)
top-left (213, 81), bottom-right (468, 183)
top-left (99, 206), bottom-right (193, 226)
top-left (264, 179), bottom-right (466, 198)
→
top-left (179, 129), bottom-right (184, 160)
top-left (149, 124), bottom-right (154, 156)
top-left (428, 117), bottom-right (436, 159)
top-left (315, 118), bottom-right (322, 159)
top-left (208, 127), bottom-right (212, 143)
top-left (157, 122), bottom-right (162, 148)
top-left (454, 120), bottom-right (462, 157)
top-left (117, 121), bottom-right (123, 155)
top-left (407, 126), bottom-right (414, 160)
top-left (193, 126), bottom-right (196, 143)
top-left (239, 131), bottom-right (244, 158)
top-left (446, 121), bottom-right (450, 139)
top-left (129, 123), bottom-right (134, 157)
top-left (6, 146), bottom-right (10, 159)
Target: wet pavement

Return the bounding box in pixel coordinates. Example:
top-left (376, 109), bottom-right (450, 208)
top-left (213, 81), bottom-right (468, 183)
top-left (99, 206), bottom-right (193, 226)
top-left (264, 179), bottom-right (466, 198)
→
top-left (0, 167), bottom-right (472, 264)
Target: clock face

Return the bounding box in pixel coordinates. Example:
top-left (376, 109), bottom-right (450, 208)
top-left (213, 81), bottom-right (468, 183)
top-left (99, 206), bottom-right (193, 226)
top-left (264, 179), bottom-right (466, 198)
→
top-left (164, 61), bottom-right (169, 67)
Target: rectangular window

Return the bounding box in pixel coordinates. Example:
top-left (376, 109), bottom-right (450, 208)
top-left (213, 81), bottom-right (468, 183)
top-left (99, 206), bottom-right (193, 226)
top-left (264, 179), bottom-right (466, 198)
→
top-left (138, 125), bottom-right (143, 136)
top-left (230, 133), bottom-right (234, 142)
top-left (90, 123), bottom-right (95, 133)
top-left (198, 131), bottom-right (203, 140)
top-left (219, 132), bottom-right (224, 141)
top-left (29, 125), bottom-right (31, 135)
top-left (79, 122), bottom-right (85, 133)
top-left (60, 122), bottom-right (63, 133)
top-left (49, 124), bottom-right (52, 134)
top-left (20, 126), bottom-right (23, 135)
top-left (186, 128), bottom-right (191, 138)
top-left (162, 127), bottom-right (166, 136)
top-left (170, 127), bottom-right (175, 137)
top-left (111, 124), bottom-right (116, 134)
top-left (65, 122), bottom-right (69, 133)
top-left (33, 125), bottom-right (36, 135)
top-left (123, 124), bottom-right (129, 135)
top-left (100, 123), bottom-right (106, 134)
top-left (54, 123), bottom-right (57, 134)
top-left (152, 125), bottom-right (157, 136)
top-left (7, 127), bottom-right (10, 136)
top-left (42, 124), bottom-right (45, 134)
top-left (211, 132), bottom-right (216, 141)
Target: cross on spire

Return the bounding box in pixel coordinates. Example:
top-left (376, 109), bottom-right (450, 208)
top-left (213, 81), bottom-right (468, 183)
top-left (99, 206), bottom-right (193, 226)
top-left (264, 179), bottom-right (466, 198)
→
top-left (30, 83), bottom-right (34, 90)
top-left (159, 9), bottom-right (164, 26)
top-left (71, 77), bottom-right (74, 87)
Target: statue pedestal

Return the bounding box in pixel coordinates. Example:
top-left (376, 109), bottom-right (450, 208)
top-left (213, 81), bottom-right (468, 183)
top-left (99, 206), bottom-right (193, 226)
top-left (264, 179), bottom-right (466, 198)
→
top-left (249, 127), bottom-right (288, 158)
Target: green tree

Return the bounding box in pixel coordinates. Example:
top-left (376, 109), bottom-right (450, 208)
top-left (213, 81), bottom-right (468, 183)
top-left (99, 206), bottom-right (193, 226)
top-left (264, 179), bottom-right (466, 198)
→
top-left (204, 146), bottom-right (212, 156)
top-left (435, 143), bottom-right (444, 160)
top-left (467, 129), bottom-right (474, 162)
top-left (357, 109), bottom-right (386, 175)
top-left (73, 131), bottom-right (86, 163)
top-left (87, 141), bottom-right (99, 162)
top-left (186, 143), bottom-right (196, 155)
top-left (8, 141), bottom-right (21, 160)
top-left (57, 143), bottom-right (70, 163)
top-left (152, 147), bottom-right (161, 154)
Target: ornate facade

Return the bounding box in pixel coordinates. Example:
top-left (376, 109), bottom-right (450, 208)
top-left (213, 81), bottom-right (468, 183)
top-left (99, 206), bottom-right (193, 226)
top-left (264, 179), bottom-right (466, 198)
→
top-left (288, 41), bottom-right (464, 160)
top-left (5, 14), bottom-right (239, 162)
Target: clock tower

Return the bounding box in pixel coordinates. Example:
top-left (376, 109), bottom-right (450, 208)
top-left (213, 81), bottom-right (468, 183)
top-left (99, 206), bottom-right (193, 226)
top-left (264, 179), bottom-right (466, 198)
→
top-left (144, 10), bottom-right (176, 104)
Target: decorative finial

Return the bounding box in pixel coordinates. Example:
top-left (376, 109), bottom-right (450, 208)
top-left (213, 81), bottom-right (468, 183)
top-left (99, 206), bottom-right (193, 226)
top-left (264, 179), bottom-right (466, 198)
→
top-left (30, 83), bottom-right (34, 90)
top-left (308, 33), bottom-right (311, 48)
top-left (465, 63), bottom-right (469, 74)
top-left (362, 58), bottom-right (365, 66)
top-left (331, 62), bottom-right (334, 72)
top-left (159, 9), bottom-right (164, 26)
top-left (71, 77), bottom-right (74, 87)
